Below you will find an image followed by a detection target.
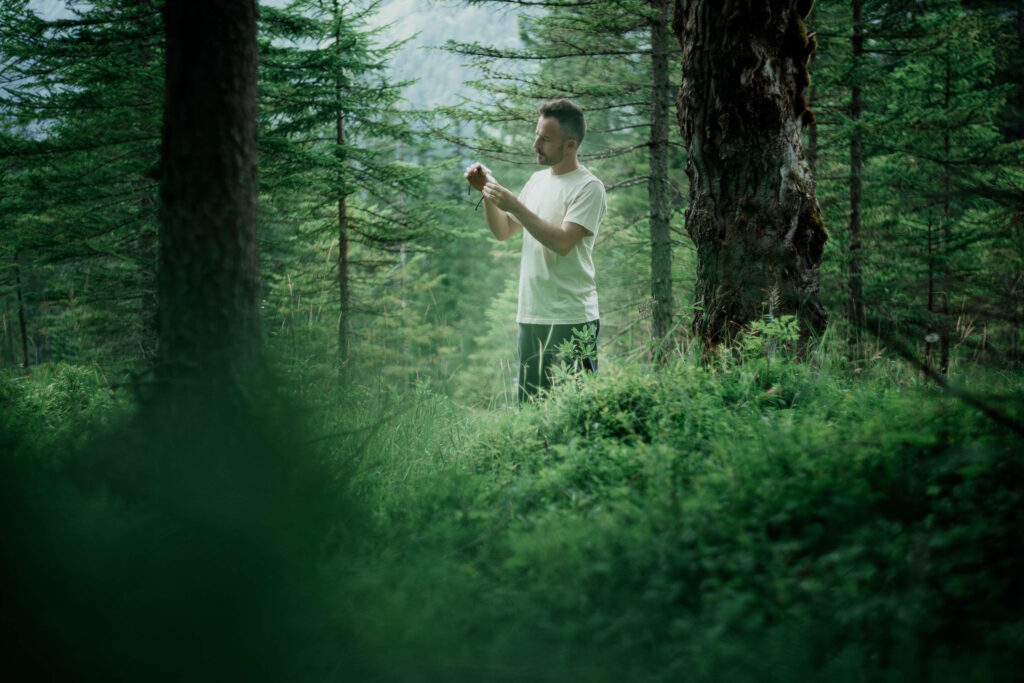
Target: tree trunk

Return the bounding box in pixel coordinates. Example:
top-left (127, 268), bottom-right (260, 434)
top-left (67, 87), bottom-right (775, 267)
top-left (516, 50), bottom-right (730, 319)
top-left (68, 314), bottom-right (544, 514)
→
top-left (337, 127), bottom-right (351, 372)
top-left (1013, 1), bottom-right (1024, 140)
top-left (672, 0), bottom-right (827, 347)
top-left (848, 0), bottom-right (865, 347)
top-left (649, 0), bottom-right (675, 360)
top-left (137, 192), bottom-right (158, 361)
top-left (806, 5), bottom-right (817, 174)
top-left (157, 0), bottom-right (261, 389)
top-left (335, 0), bottom-right (352, 374)
top-left (14, 253), bottom-right (29, 370)
top-left (939, 42), bottom-right (952, 375)
top-left (926, 215), bottom-right (935, 374)
top-left (3, 298), bottom-right (12, 366)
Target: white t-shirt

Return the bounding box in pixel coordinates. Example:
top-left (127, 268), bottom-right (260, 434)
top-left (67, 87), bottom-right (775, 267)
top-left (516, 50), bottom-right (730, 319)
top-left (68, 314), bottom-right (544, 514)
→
top-left (516, 165), bottom-right (606, 324)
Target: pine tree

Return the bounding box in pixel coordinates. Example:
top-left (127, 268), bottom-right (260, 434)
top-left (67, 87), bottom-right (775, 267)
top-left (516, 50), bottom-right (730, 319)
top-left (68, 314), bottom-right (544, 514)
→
top-left (0, 0), bottom-right (162, 368)
top-left (259, 0), bottom-right (431, 376)
top-left (874, 4), bottom-right (1017, 372)
top-left (810, 0), bottom-right (1023, 369)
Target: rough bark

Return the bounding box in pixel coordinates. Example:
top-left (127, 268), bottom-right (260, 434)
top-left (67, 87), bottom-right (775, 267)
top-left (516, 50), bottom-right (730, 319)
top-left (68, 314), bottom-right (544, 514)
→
top-left (649, 0), bottom-right (675, 360)
top-left (157, 0), bottom-right (261, 388)
top-left (672, 0), bottom-right (827, 348)
top-left (847, 0), bottom-right (865, 347)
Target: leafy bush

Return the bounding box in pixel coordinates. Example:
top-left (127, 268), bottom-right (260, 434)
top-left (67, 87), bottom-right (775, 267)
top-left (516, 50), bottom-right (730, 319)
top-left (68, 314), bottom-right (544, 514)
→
top-left (346, 355), bottom-right (1024, 681)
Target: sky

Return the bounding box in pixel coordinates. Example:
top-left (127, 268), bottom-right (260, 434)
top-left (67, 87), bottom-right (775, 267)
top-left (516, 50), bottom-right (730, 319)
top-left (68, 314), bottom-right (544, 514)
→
top-left (367, 0), bottom-right (524, 109)
top-left (25, 0), bottom-right (525, 110)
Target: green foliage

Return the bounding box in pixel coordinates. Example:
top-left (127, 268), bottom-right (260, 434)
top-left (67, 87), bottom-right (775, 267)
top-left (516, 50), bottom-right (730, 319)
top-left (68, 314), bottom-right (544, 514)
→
top-left (4, 346), bottom-right (1024, 681)
top-left (0, 364), bottom-right (130, 451)
top-left (3, 1), bottom-right (1024, 677)
top-left (0, 375), bottom-right (371, 681)
top-left (320, 352), bottom-right (1024, 681)
top-left (0, 0), bottom-right (162, 368)
top-left (740, 313), bottom-right (802, 359)
top-left (809, 0), bottom-right (1024, 363)
top-left (554, 324), bottom-right (598, 369)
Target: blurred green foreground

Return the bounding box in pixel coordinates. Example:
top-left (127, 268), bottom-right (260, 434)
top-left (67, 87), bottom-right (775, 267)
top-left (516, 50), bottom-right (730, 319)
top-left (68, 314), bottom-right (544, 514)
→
top-left (2, 347), bottom-right (1023, 682)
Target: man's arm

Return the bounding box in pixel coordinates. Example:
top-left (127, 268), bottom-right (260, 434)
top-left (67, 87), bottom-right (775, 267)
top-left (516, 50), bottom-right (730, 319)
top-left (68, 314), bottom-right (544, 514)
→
top-left (482, 180), bottom-right (592, 256)
top-left (483, 195), bottom-right (522, 241)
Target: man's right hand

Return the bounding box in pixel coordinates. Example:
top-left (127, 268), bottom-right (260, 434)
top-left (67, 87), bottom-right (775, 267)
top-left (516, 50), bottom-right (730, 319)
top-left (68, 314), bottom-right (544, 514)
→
top-left (464, 162), bottom-right (494, 192)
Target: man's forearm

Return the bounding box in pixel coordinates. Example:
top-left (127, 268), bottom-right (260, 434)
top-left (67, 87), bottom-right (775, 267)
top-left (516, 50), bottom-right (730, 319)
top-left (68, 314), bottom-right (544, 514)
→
top-left (483, 198), bottom-right (517, 241)
top-left (507, 199), bottom-right (575, 256)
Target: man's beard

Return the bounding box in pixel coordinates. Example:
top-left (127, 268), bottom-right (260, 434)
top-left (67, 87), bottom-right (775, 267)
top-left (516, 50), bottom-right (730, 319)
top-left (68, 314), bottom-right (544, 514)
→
top-left (536, 146), bottom-right (564, 166)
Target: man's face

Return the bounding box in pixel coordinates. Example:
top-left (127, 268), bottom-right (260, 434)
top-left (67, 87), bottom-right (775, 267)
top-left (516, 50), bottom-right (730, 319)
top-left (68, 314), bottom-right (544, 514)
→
top-left (533, 116), bottom-right (570, 166)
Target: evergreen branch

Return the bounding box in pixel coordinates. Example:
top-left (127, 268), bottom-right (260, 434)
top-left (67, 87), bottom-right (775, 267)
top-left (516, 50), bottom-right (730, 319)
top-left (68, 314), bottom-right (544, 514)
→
top-left (580, 142), bottom-right (650, 161)
top-left (1, 135), bottom-right (159, 157)
top-left (604, 176), bottom-right (648, 191)
top-left (445, 40), bottom-right (676, 60)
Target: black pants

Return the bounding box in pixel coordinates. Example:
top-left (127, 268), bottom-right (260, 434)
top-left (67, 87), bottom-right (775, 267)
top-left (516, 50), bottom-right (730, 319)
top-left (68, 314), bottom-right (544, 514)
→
top-left (517, 320), bottom-right (599, 404)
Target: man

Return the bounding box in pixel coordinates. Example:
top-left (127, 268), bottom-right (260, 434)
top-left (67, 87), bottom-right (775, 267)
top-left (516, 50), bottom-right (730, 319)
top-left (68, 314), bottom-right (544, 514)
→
top-left (465, 98), bottom-right (607, 403)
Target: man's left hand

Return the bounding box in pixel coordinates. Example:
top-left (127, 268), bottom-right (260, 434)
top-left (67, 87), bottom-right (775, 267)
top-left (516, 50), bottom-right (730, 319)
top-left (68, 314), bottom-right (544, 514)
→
top-left (482, 180), bottom-right (518, 212)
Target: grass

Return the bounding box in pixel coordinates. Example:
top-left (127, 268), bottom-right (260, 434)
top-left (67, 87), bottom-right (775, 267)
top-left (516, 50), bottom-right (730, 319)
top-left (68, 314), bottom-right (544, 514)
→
top-left (1, 340), bottom-right (1022, 681)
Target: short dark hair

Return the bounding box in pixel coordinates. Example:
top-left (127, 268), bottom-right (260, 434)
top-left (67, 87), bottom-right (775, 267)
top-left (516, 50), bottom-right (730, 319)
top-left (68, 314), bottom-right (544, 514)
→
top-left (538, 98), bottom-right (586, 146)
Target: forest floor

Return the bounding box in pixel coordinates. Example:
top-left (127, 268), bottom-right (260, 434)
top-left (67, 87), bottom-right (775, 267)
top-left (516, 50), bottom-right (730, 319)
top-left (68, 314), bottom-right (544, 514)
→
top-left (2, 343), bottom-right (1023, 681)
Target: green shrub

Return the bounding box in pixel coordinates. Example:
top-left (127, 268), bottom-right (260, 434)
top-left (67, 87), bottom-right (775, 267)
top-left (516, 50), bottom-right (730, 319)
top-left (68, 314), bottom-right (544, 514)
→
top-left (0, 363), bottom-right (131, 454)
top-left (347, 355), bottom-right (1024, 681)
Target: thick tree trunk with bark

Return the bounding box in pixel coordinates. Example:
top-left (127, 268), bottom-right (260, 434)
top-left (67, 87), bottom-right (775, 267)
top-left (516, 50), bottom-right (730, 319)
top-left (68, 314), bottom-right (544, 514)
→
top-left (157, 0), bottom-right (261, 388)
top-left (672, 0), bottom-right (827, 346)
top-left (649, 0), bottom-right (675, 359)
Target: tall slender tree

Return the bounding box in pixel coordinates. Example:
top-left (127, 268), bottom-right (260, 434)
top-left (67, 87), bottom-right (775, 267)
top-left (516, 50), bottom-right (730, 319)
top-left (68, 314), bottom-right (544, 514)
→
top-left (259, 0), bottom-right (429, 375)
top-left (847, 0), bottom-right (865, 346)
top-left (648, 0), bottom-right (676, 359)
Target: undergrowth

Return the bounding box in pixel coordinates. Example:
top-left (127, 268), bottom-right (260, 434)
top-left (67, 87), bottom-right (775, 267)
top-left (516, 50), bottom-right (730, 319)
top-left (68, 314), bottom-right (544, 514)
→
top-left (334, 348), bottom-right (1024, 681)
top-left (2, 344), bottom-right (1022, 681)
